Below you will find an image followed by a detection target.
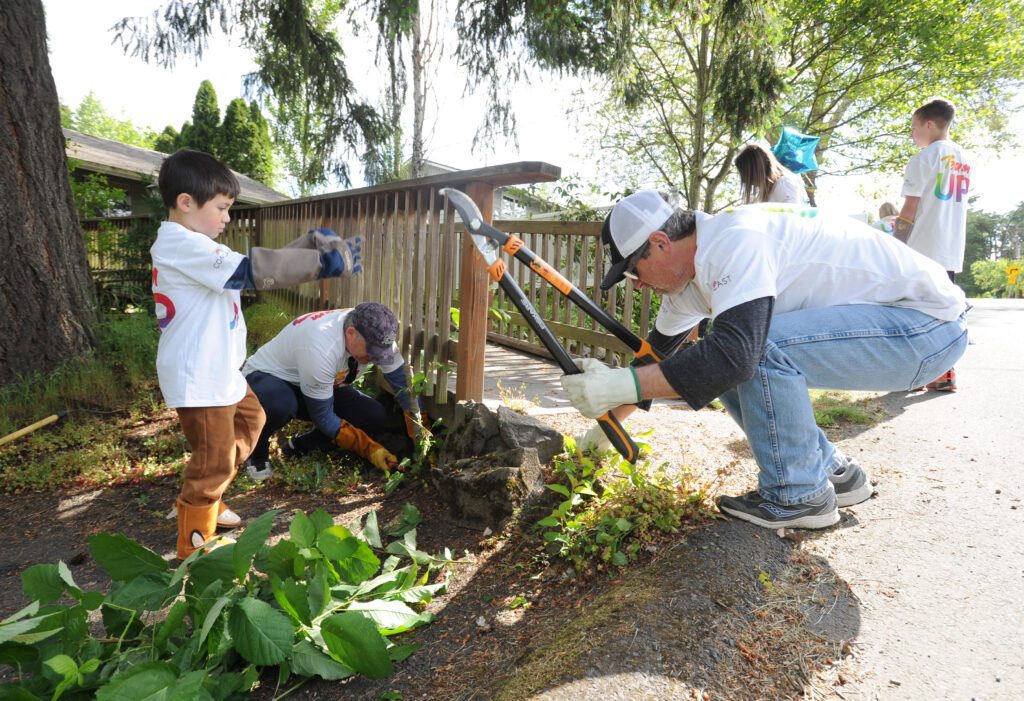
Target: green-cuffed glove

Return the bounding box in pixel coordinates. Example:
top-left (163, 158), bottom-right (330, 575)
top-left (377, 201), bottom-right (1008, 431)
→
top-left (560, 358), bottom-right (641, 419)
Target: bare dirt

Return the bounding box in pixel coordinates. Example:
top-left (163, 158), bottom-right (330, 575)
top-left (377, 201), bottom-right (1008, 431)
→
top-left (1, 298), bottom-right (1021, 700)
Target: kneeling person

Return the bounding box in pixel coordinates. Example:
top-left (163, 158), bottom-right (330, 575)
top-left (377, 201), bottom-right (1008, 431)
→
top-left (243, 303), bottom-right (422, 478)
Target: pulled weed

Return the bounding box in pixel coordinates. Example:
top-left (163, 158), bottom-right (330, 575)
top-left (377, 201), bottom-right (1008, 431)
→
top-left (810, 390), bottom-right (886, 428)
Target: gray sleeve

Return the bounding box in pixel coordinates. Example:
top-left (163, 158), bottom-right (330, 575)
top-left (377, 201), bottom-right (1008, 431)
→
top-left (631, 327), bottom-right (697, 412)
top-left (657, 296), bottom-right (774, 410)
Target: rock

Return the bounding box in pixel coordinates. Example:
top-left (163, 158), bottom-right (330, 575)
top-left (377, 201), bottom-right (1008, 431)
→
top-left (438, 401), bottom-right (507, 464)
top-left (496, 406), bottom-right (564, 464)
top-left (431, 447), bottom-right (545, 530)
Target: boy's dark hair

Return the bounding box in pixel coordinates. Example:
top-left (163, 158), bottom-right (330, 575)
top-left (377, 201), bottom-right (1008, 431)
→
top-left (158, 149), bottom-right (240, 210)
top-left (913, 99), bottom-right (956, 129)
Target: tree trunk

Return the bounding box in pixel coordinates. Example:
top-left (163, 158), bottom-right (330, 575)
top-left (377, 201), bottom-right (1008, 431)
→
top-left (0, 0), bottom-right (97, 388)
top-left (411, 3), bottom-right (425, 178)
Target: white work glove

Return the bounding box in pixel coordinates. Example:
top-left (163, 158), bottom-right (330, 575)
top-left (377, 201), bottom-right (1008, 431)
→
top-left (576, 424), bottom-right (612, 454)
top-left (560, 358), bottom-right (640, 419)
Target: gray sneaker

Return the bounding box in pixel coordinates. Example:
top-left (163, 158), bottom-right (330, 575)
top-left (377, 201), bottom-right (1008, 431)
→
top-left (245, 459), bottom-right (273, 482)
top-left (830, 453), bottom-right (874, 507)
top-left (717, 486), bottom-right (839, 530)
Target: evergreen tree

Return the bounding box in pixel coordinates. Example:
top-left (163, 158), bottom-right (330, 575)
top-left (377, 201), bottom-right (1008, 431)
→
top-left (152, 125), bottom-right (179, 153)
top-left (219, 97), bottom-right (254, 171)
top-left (247, 101), bottom-right (276, 185)
top-left (178, 80), bottom-right (221, 154)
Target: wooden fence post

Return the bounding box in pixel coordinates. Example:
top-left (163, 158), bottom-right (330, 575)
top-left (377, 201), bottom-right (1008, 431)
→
top-left (455, 181), bottom-right (494, 401)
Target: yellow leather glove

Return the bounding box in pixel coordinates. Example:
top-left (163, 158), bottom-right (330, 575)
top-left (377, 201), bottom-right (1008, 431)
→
top-left (334, 421), bottom-right (398, 471)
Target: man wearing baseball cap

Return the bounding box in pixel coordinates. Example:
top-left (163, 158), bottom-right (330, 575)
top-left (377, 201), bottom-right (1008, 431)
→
top-left (561, 190), bottom-right (968, 530)
top-left (242, 302), bottom-right (426, 479)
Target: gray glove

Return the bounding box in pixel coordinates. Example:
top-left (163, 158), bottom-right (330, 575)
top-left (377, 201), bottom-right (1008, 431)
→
top-left (248, 247), bottom-right (322, 290)
top-left (286, 228), bottom-right (363, 276)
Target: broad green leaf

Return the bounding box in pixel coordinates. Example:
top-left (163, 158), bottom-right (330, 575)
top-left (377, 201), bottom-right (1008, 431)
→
top-left (1, 601), bottom-right (39, 624)
top-left (227, 597), bottom-right (293, 666)
top-left (79, 658), bottom-right (101, 675)
top-left (167, 669), bottom-right (210, 700)
top-left (320, 612), bottom-right (393, 679)
top-left (0, 686), bottom-right (43, 700)
top-left (289, 511), bottom-right (316, 548)
top-left (289, 640), bottom-right (354, 680)
top-left (615, 518), bottom-right (632, 533)
top-left (56, 561), bottom-right (80, 594)
top-left (347, 600), bottom-right (433, 635)
top-left (185, 543), bottom-right (236, 594)
top-left (107, 572), bottom-right (178, 612)
top-left (258, 539), bottom-right (301, 580)
top-left (384, 504), bottom-right (421, 537)
top-left (95, 661), bottom-right (177, 700)
top-left (271, 575), bottom-right (311, 626)
top-left (43, 653), bottom-right (77, 680)
top-left (309, 509), bottom-right (334, 535)
top-left (308, 561), bottom-right (331, 619)
top-left (0, 611), bottom-right (61, 645)
top-left (362, 510), bottom-right (382, 549)
top-left (0, 641), bottom-right (40, 667)
top-left (198, 595), bottom-right (232, 648)
top-left (317, 527), bottom-right (380, 585)
top-left (385, 535), bottom-right (432, 566)
top-left (388, 642), bottom-right (420, 662)
top-left (154, 600), bottom-right (189, 649)
top-left (89, 534), bottom-right (168, 582)
top-left (21, 564), bottom-right (64, 604)
top-left (9, 627), bottom-right (62, 645)
top-left (380, 581), bottom-right (448, 604)
top-left (79, 591), bottom-right (105, 611)
top-left (611, 550), bottom-right (629, 566)
top-left (546, 483), bottom-right (571, 497)
top-left (233, 510), bottom-right (279, 581)
top-left (536, 516), bottom-right (560, 527)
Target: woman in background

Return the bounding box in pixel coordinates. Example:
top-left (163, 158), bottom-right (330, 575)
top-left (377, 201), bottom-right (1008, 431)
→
top-left (735, 143), bottom-right (808, 204)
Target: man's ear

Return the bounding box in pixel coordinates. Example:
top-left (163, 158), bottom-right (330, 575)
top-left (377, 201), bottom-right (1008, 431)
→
top-left (175, 193), bottom-right (192, 211)
top-left (649, 230), bottom-right (671, 250)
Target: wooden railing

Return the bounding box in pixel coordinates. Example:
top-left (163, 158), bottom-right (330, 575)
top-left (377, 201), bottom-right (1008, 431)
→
top-left (79, 165), bottom-right (666, 398)
top-left (486, 219), bottom-right (656, 368)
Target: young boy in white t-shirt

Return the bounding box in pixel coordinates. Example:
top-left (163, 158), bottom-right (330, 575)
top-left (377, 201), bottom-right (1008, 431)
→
top-left (896, 98), bottom-right (972, 391)
top-left (153, 149), bottom-right (363, 558)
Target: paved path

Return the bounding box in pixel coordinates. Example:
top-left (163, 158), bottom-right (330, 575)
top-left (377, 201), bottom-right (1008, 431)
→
top-left (808, 298), bottom-right (1024, 699)
top-left (481, 299), bottom-right (1024, 699)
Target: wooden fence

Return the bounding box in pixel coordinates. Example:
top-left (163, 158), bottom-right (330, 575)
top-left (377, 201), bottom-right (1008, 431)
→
top-left (80, 164), bottom-right (661, 399)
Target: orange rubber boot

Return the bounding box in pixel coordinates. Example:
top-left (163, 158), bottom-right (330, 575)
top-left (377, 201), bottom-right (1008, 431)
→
top-left (176, 499), bottom-right (219, 560)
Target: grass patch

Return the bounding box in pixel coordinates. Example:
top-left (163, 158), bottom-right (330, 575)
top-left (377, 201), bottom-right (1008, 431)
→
top-left (0, 312), bottom-right (159, 436)
top-left (243, 300), bottom-right (293, 351)
top-left (810, 390), bottom-right (886, 428)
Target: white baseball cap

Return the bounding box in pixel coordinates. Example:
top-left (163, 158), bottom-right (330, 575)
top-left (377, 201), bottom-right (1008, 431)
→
top-left (600, 190), bottom-right (675, 290)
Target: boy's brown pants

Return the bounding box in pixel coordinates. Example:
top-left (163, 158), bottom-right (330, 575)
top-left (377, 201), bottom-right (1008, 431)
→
top-left (176, 386), bottom-right (266, 506)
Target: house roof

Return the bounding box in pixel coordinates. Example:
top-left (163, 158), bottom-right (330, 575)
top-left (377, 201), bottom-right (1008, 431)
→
top-left (63, 128), bottom-right (288, 205)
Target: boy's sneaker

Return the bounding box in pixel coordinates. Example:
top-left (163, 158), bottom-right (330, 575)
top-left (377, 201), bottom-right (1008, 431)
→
top-left (717, 486), bottom-right (839, 530)
top-left (830, 453), bottom-right (874, 507)
top-left (926, 369), bottom-right (957, 392)
top-left (245, 459), bottom-right (273, 482)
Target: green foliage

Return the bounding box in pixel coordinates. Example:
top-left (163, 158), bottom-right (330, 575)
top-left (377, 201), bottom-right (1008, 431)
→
top-left (970, 258), bottom-right (1024, 298)
top-left (0, 508), bottom-right (453, 698)
top-left (67, 159), bottom-right (126, 218)
top-left (809, 390), bottom-right (886, 428)
top-left (536, 437), bottom-right (712, 573)
top-left (152, 125), bottom-right (179, 154)
top-left (61, 92), bottom-right (158, 148)
top-left (242, 301), bottom-right (293, 351)
top-left (178, 80), bottom-right (222, 155)
top-left (0, 312), bottom-right (157, 438)
top-left (962, 204), bottom-right (1024, 296)
top-left (219, 99), bottom-right (276, 185)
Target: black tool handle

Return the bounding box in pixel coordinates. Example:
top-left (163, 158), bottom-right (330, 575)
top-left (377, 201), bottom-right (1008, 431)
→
top-left (494, 273), bottom-right (638, 463)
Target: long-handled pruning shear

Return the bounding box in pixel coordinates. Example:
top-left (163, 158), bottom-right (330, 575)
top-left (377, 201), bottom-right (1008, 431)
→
top-left (442, 188), bottom-right (662, 464)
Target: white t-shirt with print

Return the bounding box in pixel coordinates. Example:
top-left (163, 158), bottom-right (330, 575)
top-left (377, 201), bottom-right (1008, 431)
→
top-left (151, 221), bottom-right (248, 408)
top-left (655, 204), bottom-right (967, 335)
top-left (901, 140), bottom-right (972, 272)
top-left (241, 309), bottom-right (404, 401)
top-left (767, 170), bottom-right (808, 204)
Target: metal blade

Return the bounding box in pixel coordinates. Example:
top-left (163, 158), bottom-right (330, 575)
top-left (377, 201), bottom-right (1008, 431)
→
top-left (439, 188), bottom-right (484, 233)
top-left (470, 233), bottom-right (500, 266)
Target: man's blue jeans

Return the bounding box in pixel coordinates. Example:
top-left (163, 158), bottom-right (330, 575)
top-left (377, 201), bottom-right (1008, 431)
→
top-left (718, 304), bottom-right (968, 505)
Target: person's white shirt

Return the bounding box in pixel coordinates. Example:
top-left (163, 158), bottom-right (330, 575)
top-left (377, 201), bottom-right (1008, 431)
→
top-left (766, 170), bottom-right (808, 204)
top-left (242, 309), bottom-right (403, 401)
top-left (901, 139), bottom-right (972, 272)
top-left (151, 221), bottom-right (248, 408)
top-left (655, 204), bottom-right (967, 335)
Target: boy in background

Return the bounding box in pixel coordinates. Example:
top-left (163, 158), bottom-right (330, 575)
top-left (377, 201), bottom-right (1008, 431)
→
top-left (896, 98), bottom-right (972, 391)
top-left (153, 149), bottom-right (362, 558)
